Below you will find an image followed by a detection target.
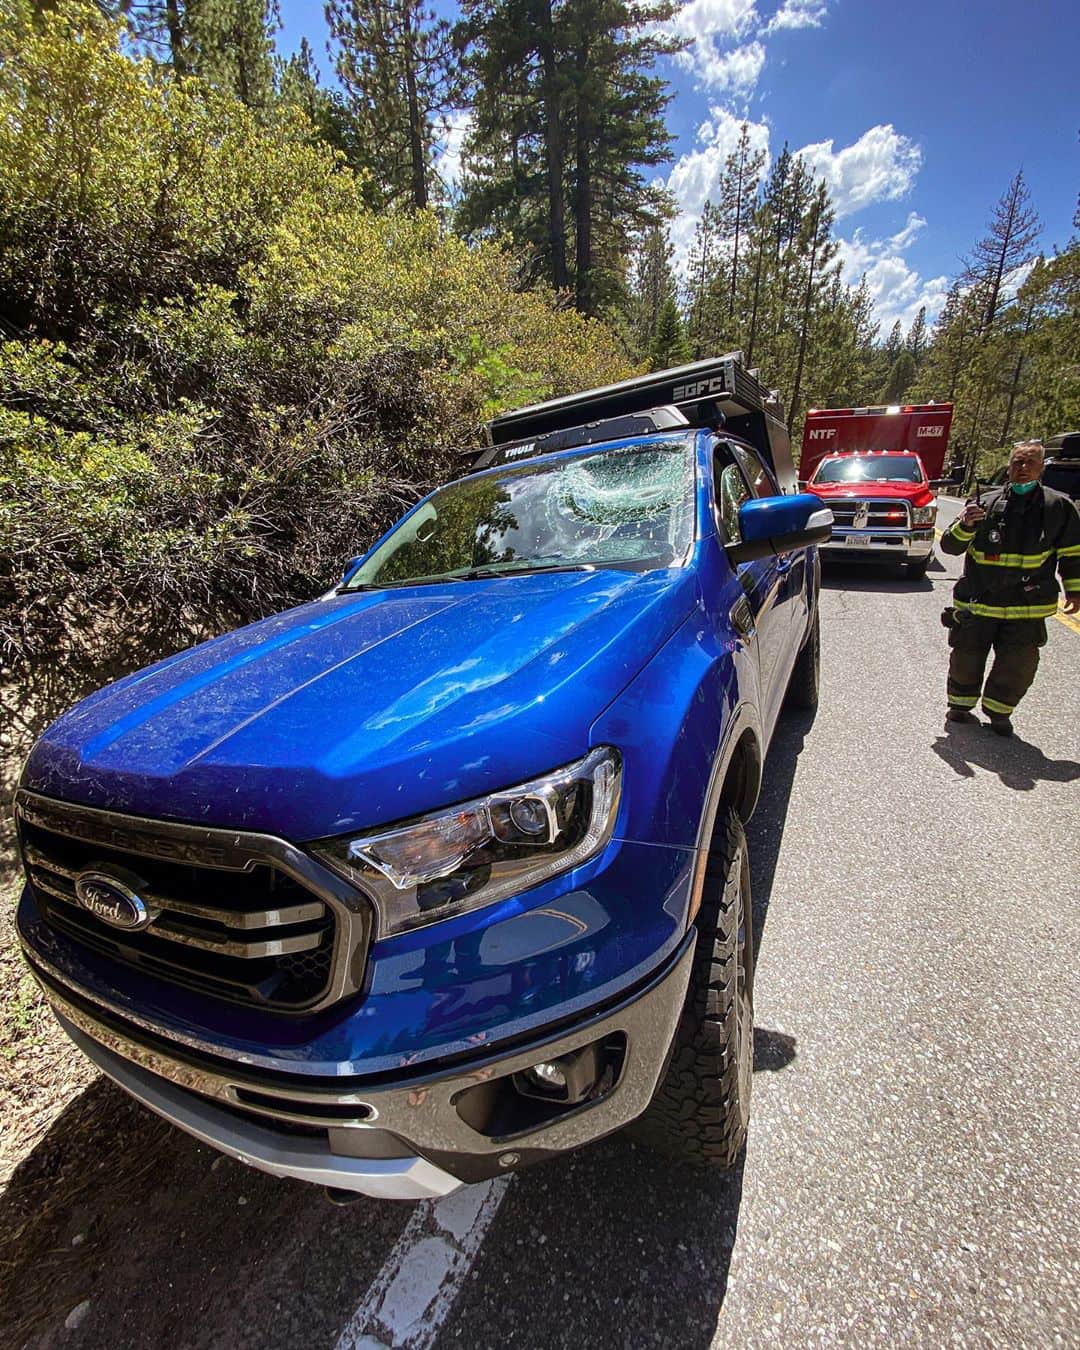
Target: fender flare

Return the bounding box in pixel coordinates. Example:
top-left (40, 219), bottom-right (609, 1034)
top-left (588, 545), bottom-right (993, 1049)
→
top-left (686, 701), bottom-right (763, 924)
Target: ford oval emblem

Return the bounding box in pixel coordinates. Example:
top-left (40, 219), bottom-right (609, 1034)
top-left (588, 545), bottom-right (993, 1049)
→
top-left (73, 870), bottom-right (152, 931)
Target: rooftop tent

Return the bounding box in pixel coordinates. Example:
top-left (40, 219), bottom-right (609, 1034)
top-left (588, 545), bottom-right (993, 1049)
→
top-left (468, 354), bottom-right (797, 495)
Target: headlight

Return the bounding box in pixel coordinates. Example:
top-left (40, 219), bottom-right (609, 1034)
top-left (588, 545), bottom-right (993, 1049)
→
top-left (310, 747), bottom-right (622, 937)
top-left (912, 501), bottom-right (937, 525)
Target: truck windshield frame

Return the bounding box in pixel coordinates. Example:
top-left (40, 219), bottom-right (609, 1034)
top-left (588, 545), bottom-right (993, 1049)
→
top-left (812, 455), bottom-right (924, 485)
top-left (343, 437), bottom-right (698, 590)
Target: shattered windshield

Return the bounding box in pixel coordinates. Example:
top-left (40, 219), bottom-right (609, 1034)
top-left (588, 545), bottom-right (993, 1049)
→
top-left (345, 437), bottom-right (697, 589)
top-left (813, 455), bottom-right (923, 484)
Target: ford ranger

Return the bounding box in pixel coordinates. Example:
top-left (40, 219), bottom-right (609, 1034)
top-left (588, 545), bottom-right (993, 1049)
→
top-left (16, 355), bottom-right (831, 1201)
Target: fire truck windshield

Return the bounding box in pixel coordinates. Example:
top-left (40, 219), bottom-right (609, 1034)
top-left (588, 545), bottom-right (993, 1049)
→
top-left (813, 455), bottom-right (923, 484)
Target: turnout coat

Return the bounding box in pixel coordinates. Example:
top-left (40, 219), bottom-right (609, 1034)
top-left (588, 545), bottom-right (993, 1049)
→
top-left (939, 483), bottom-right (1080, 620)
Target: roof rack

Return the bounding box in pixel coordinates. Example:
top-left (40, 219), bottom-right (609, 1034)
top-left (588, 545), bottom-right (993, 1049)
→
top-left (1045, 431), bottom-right (1080, 459)
top-left (464, 354), bottom-right (796, 493)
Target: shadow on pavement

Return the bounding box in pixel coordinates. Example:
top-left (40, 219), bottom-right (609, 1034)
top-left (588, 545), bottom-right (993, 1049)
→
top-left (753, 1026), bottom-right (797, 1071)
top-left (932, 724), bottom-right (1080, 791)
top-left (746, 706), bottom-right (813, 956)
top-left (451, 1135), bottom-right (746, 1349)
top-left (438, 714), bottom-right (801, 1349)
top-left (1, 720), bottom-right (811, 1350)
top-left (0, 1078), bottom-right (409, 1350)
top-left (820, 559), bottom-right (939, 593)
top-left (449, 1022), bottom-right (797, 1350)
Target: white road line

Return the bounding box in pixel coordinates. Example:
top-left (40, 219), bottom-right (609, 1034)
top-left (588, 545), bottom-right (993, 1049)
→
top-left (334, 1178), bottom-right (510, 1350)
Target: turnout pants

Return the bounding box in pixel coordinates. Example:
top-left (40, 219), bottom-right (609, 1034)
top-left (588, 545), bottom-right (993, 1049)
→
top-left (947, 615), bottom-right (1047, 718)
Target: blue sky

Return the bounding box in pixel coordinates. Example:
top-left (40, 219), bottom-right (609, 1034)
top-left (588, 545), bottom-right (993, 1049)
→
top-left (278, 0), bottom-right (1079, 334)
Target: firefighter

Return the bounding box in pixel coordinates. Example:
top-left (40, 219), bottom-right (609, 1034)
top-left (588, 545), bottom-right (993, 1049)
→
top-left (940, 439), bottom-right (1080, 736)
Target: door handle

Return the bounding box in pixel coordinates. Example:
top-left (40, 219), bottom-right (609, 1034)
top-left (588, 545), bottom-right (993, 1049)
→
top-left (730, 595), bottom-right (756, 640)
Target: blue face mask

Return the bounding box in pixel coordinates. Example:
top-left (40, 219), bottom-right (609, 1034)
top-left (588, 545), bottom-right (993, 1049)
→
top-left (1011, 479), bottom-right (1038, 495)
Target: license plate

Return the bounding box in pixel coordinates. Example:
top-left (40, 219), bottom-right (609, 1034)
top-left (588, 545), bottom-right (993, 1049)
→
top-left (845, 534), bottom-right (871, 547)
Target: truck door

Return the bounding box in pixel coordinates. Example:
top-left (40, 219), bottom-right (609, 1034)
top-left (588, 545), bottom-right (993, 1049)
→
top-left (728, 440), bottom-right (807, 692)
top-left (712, 441), bottom-right (790, 728)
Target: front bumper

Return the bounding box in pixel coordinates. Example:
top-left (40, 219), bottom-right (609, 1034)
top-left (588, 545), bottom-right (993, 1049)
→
top-left (24, 931), bottom-right (695, 1201)
top-left (819, 528), bottom-right (934, 561)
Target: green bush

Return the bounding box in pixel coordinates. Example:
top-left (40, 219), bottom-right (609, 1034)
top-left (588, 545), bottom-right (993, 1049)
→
top-left (0, 1), bottom-right (632, 667)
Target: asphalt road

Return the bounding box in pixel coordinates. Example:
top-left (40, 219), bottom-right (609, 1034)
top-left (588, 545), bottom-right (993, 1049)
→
top-left (5, 498), bottom-right (1078, 1350)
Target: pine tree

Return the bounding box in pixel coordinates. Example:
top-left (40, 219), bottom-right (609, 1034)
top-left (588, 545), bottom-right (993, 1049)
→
top-left (565, 0), bottom-right (682, 315)
top-left (769, 153), bottom-right (813, 356)
top-left (716, 122), bottom-right (765, 320)
top-left (961, 169), bottom-right (1042, 332)
top-left (112, 0), bottom-right (279, 107)
top-left (914, 283), bottom-right (976, 403)
top-left (685, 200), bottom-right (719, 357)
top-left (192, 0), bottom-right (278, 107)
top-left (905, 306), bottom-right (926, 366)
top-left (629, 221), bottom-right (677, 358)
top-left (882, 350), bottom-right (916, 402)
top-left (276, 38), bottom-right (375, 186)
top-left (327, 0), bottom-right (457, 210)
top-left (650, 296), bottom-right (690, 369)
top-left (787, 180), bottom-right (838, 427)
top-left (741, 202), bottom-right (773, 369)
top-left (764, 144), bottom-right (792, 261)
top-left (455, 0), bottom-right (569, 287)
top-left (1014, 241), bottom-right (1080, 434)
top-left (883, 320), bottom-right (903, 364)
top-left (457, 0), bottom-right (682, 313)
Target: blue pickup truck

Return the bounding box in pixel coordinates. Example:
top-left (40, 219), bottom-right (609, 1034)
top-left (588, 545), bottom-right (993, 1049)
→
top-left (16, 356), bottom-right (830, 1201)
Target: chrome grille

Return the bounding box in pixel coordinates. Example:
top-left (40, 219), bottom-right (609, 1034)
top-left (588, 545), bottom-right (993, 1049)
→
top-left (827, 498), bottom-right (911, 529)
top-left (16, 792), bottom-right (369, 1012)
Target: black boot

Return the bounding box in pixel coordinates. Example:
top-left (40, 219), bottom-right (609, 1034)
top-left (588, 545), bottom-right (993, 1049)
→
top-left (946, 707), bottom-right (977, 724)
top-left (987, 714), bottom-right (1014, 737)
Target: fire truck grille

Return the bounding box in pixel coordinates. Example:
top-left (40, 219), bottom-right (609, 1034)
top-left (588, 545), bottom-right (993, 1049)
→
top-left (827, 498), bottom-right (911, 529)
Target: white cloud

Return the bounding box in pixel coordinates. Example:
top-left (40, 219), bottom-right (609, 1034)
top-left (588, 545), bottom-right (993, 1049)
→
top-left (837, 213), bottom-right (949, 332)
top-left (663, 117), bottom-right (923, 291)
top-left (669, 0), bottom-right (766, 91)
top-left (679, 38), bottom-right (766, 92)
top-left (763, 0), bottom-right (828, 33)
top-left (435, 110), bottom-right (473, 192)
top-left (795, 124), bottom-right (921, 219)
top-left (671, 0), bottom-right (758, 45)
top-left (666, 0), bottom-right (830, 92)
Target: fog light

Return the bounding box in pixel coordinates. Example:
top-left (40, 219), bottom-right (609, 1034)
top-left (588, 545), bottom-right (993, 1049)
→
top-left (514, 1043), bottom-right (605, 1104)
top-left (525, 1061), bottom-right (567, 1091)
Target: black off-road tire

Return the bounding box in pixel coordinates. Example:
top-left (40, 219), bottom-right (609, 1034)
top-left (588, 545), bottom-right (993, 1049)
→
top-left (905, 555), bottom-right (931, 579)
top-left (784, 608), bottom-right (820, 711)
top-left (631, 806), bottom-right (754, 1169)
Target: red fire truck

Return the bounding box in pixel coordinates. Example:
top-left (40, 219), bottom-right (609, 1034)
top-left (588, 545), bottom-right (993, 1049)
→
top-left (800, 403), bottom-right (953, 578)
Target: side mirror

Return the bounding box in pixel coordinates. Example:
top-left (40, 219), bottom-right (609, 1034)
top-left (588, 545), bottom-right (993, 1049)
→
top-left (341, 555), bottom-right (364, 584)
top-left (727, 493), bottom-right (833, 564)
top-left (797, 479), bottom-right (809, 491)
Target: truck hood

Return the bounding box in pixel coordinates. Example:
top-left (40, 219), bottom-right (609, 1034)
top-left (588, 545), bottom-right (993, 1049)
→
top-left (809, 481), bottom-right (933, 506)
top-left (23, 569), bottom-right (694, 840)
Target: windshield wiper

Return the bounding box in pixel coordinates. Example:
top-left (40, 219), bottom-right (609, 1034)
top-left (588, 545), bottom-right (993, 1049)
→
top-left (452, 562), bottom-right (598, 581)
top-left (339, 562), bottom-right (599, 592)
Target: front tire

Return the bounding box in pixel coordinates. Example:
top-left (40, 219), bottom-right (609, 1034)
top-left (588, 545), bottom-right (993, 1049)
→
top-left (905, 555), bottom-right (930, 579)
top-left (631, 806), bottom-right (754, 1169)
